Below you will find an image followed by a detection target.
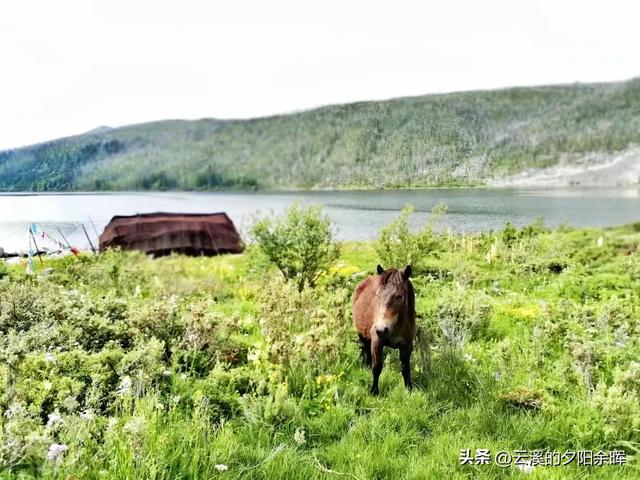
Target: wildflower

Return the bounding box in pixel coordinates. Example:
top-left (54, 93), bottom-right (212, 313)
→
top-left (44, 352), bottom-right (57, 363)
top-left (47, 443), bottom-right (68, 462)
top-left (3, 403), bottom-right (24, 418)
top-left (316, 374), bottom-right (335, 384)
top-left (117, 375), bottom-right (132, 396)
top-left (463, 353), bottom-right (474, 362)
top-left (62, 395), bottom-right (79, 412)
top-left (43, 381), bottom-right (53, 391)
top-left (493, 371), bottom-right (502, 381)
top-left (294, 428), bottom-right (306, 445)
top-left (515, 461), bottom-right (535, 474)
top-left (248, 348), bottom-right (262, 363)
top-left (171, 395), bottom-right (181, 405)
top-left (162, 369), bottom-right (172, 377)
top-left (79, 409), bottom-right (95, 421)
top-left (214, 464), bottom-right (228, 472)
top-left (46, 410), bottom-right (63, 429)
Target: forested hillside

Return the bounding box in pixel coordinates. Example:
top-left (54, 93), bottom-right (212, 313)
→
top-left (1, 78), bottom-right (639, 191)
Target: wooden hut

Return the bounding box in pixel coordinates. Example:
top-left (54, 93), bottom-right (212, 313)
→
top-left (99, 212), bottom-right (244, 257)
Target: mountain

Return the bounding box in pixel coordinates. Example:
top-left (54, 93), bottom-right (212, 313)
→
top-left (1, 78), bottom-right (639, 191)
top-left (83, 126), bottom-right (113, 135)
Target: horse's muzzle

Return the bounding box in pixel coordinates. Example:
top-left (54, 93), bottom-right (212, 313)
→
top-left (376, 326), bottom-right (390, 337)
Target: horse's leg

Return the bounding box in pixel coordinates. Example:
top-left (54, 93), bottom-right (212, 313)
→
top-left (400, 345), bottom-right (413, 391)
top-left (370, 336), bottom-right (384, 395)
top-left (359, 334), bottom-right (372, 368)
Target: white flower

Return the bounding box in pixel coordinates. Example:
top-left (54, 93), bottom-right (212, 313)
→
top-left (214, 464), bottom-right (228, 472)
top-left (44, 352), bottom-right (57, 363)
top-left (46, 410), bottom-right (63, 428)
top-left (294, 428), bottom-right (306, 445)
top-left (79, 409), bottom-right (95, 421)
top-left (43, 381), bottom-right (53, 391)
top-left (162, 370), bottom-right (172, 377)
top-left (463, 353), bottom-right (474, 362)
top-left (47, 443), bottom-right (68, 462)
top-left (123, 416), bottom-right (146, 436)
top-left (171, 395), bottom-right (181, 405)
top-left (515, 461), bottom-right (535, 474)
top-left (4, 403), bottom-right (24, 418)
top-left (248, 349), bottom-right (262, 363)
top-left (117, 376), bottom-right (132, 396)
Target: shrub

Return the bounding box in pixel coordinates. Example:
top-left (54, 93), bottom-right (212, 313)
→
top-left (256, 278), bottom-right (351, 396)
top-left (250, 204), bottom-right (339, 291)
top-left (501, 222), bottom-right (519, 248)
top-left (433, 288), bottom-right (492, 348)
top-left (374, 204), bottom-right (445, 271)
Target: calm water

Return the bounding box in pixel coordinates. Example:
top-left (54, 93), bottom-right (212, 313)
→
top-left (0, 188), bottom-right (639, 253)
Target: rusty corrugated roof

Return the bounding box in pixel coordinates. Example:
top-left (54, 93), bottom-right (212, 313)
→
top-left (99, 212), bottom-right (244, 257)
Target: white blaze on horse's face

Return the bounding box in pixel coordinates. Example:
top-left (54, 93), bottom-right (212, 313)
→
top-left (374, 306), bottom-right (398, 335)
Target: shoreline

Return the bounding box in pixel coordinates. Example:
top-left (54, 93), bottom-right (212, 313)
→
top-left (1, 183), bottom-right (639, 196)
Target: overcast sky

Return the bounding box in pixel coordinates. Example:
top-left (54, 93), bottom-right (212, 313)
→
top-left (1, 0), bottom-right (639, 150)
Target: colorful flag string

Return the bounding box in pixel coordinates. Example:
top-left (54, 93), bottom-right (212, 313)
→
top-left (26, 224), bottom-right (80, 274)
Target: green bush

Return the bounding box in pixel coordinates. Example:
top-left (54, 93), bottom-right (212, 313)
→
top-left (250, 204), bottom-right (339, 291)
top-left (375, 204), bottom-right (446, 271)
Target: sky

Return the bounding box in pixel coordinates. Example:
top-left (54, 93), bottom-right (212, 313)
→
top-left (1, 0), bottom-right (639, 150)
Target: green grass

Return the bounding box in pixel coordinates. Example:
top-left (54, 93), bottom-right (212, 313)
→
top-left (1, 221), bottom-right (640, 478)
top-left (1, 77), bottom-right (640, 191)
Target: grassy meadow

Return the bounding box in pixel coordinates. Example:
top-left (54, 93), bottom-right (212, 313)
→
top-left (1, 216), bottom-right (640, 479)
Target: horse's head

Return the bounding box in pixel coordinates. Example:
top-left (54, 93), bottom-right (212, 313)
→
top-left (374, 264), bottom-right (412, 337)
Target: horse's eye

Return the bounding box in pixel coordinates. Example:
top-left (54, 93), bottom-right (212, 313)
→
top-left (394, 294), bottom-right (402, 302)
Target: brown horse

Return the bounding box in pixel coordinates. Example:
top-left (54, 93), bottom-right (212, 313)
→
top-left (353, 264), bottom-right (416, 395)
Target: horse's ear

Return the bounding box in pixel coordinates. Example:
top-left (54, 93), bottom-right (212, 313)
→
top-left (376, 264), bottom-right (384, 275)
top-left (403, 265), bottom-right (412, 280)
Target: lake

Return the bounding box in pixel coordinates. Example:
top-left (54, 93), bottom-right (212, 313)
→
top-left (1, 188), bottom-right (639, 253)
